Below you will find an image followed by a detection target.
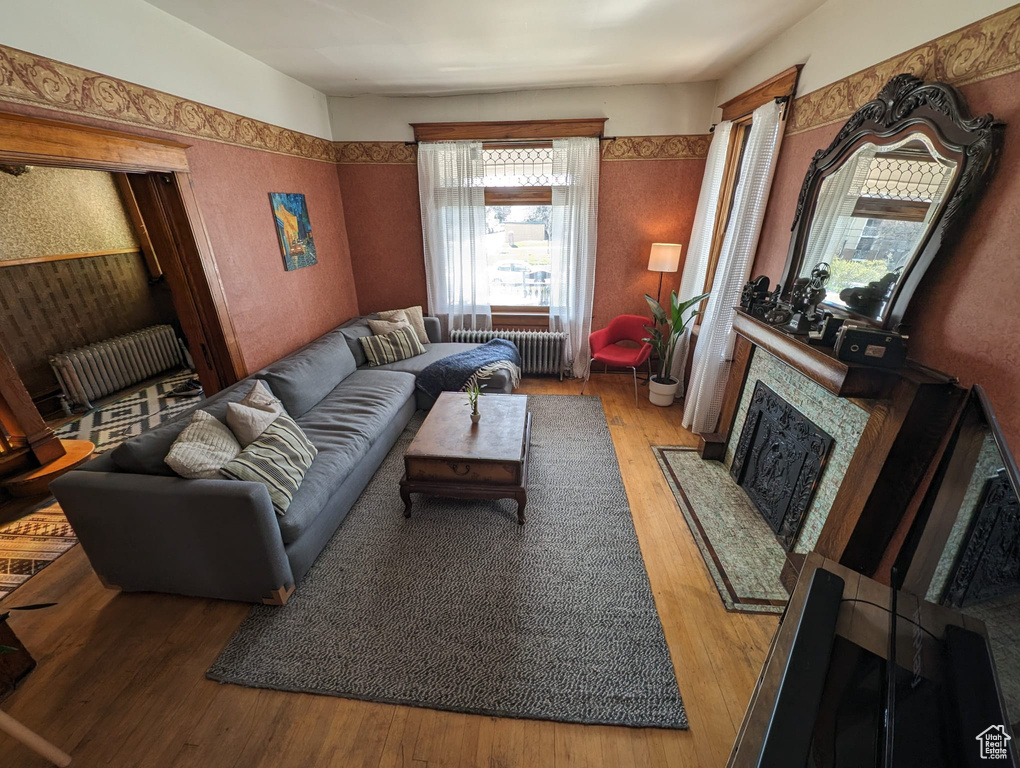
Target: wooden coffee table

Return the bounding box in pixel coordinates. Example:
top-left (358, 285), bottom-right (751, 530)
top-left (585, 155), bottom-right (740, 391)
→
top-left (400, 392), bottom-right (531, 524)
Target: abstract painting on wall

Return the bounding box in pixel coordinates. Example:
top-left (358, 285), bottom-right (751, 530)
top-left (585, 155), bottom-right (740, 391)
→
top-left (269, 192), bottom-right (317, 270)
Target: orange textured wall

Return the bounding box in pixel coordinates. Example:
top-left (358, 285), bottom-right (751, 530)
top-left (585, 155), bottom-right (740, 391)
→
top-left (594, 158), bottom-right (705, 330)
top-left (184, 141), bottom-right (359, 371)
top-left (751, 71), bottom-right (1020, 454)
top-left (0, 101), bottom-right (359, 375)
top-left (337, 163), bottom-right (428, 315)
top-left (338, 157), bottom-right (706, 331)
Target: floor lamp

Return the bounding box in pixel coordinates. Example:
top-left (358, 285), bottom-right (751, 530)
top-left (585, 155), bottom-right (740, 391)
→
top-left (647, 243), bottom-right (682, 304)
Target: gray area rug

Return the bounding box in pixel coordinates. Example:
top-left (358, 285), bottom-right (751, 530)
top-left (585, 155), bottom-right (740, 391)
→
top-left (209, 395), bottom-right (687, 729)
top-left (655, 447), bottom-right (788, 615)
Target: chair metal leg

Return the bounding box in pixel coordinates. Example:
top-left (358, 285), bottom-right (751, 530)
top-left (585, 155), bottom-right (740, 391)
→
top-left (631, 367), bottom-right (639, 404)
top-left (580, 357), bottom-right (594, 394)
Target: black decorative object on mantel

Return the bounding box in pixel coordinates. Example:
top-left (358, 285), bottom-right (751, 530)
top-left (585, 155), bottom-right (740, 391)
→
top-left (730, 381), bottom-right (835, 551)
top-left (739, 265), bottom-right (834, 339)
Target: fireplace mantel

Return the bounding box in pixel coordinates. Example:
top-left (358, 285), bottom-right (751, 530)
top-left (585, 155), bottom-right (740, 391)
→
top-left (703, 309), bottom-right (966, 580)
top-left (731, 310), bottom-right (901, 399)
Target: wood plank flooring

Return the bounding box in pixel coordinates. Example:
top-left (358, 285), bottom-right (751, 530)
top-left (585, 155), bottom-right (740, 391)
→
top-left (0, 375), bottom-right (778, 767)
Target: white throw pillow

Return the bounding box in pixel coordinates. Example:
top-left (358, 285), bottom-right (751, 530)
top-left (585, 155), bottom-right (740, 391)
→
top-left (367, 314), bottom-right (411, 336)
top-left (165, 410), bottom-right (241, 479)
top-left (378, 305), bottom-right (429, 344)
top-left (226, 380), bottom-right (287, 446)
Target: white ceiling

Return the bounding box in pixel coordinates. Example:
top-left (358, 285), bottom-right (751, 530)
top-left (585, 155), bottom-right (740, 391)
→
top-left (145, 0), bottom-right (825, 97)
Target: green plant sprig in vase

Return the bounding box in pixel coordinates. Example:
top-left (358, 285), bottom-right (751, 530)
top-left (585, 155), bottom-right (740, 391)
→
top-left (466, 382), bottom-right (483, 424)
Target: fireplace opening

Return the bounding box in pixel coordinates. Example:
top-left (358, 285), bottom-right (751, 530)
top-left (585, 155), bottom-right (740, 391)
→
top-left (730, 381), bottom-right (835, 550)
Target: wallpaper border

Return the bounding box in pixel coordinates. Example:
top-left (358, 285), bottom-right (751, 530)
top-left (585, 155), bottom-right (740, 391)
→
top-left (788, 5), bottom-right (1020, 135)
top-left (600, 135), bottom-right (710, 161)
top-left (334, 142), bottom-right (417, 164)
top-left (0, 44), bottom-right (336, 163)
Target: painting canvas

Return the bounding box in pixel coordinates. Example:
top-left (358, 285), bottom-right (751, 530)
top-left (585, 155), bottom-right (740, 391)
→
top-left (270, 192), bottom-right (317, 270)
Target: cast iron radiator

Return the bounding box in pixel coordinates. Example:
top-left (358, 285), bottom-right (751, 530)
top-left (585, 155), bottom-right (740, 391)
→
top-left (450, 329), bottom-right (567, 379)
top-left (49, 324), bottom-right (184, 412)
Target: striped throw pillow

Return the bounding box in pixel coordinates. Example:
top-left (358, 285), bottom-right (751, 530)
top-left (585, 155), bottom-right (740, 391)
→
top-left (219, 414), bottom-right (317, 515)
top-left (359, 326), bottom-right (425, 366)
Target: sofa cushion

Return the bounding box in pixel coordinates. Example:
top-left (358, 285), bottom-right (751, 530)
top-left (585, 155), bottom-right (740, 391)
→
top-left (338, 322), bottom-right (372, 367)
top-left (262, 331), bottom-right (357, 418)
top-left (220, 415), bottom-right (317, 515)
top-left (109, 379), bottom-right (251, 476)
top-left (369, 342), bottom-right (479, 376)
top-left (277, 369), bottom-right (416, 544)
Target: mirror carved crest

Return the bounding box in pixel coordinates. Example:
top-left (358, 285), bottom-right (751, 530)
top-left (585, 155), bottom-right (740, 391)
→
top-left (780, 74), bottom-right (1004, 331)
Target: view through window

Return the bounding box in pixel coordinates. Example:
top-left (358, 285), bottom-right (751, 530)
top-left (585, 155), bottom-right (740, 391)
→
top-left (482, 146), bottom-right (554, 308)
top-left (485, 205), bottom-right (551, 306)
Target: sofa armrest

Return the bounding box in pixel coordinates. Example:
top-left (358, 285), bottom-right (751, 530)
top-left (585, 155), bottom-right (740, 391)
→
top-left (424, 316), bottom-right (442, 344)
top-left (50, 471), bottom-right (294, 604)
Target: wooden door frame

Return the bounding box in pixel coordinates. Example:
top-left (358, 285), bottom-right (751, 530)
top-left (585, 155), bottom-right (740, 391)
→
top-left (0, 110), bottom-right (246, 394)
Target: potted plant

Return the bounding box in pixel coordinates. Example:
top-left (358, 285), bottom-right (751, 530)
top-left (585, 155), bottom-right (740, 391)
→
top-left (643, 290), bottom-right (710, 407)
top-left (466, 382), bottom-right (483, 424)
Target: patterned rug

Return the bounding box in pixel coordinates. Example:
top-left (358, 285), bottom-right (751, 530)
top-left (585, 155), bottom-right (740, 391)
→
top-left (654, 447), bottom-right (788, 615)
top-left (0, 504), bottom-right (77, 600)
top-left (209, 396), bottom-right (688, 729)
top-left (54, 369), bottom-right (198, 453)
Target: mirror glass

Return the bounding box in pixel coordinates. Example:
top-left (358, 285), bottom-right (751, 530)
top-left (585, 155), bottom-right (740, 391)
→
top-left (798, 132), bottom-right (958, 322)
top-left (920, 390), bottom-right (1020, 722)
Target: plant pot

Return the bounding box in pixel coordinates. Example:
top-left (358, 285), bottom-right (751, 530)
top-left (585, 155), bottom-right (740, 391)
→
top-left (648, 377), bottom-right (680, 407)
top-left (470, 412), bottom-right (481, 424)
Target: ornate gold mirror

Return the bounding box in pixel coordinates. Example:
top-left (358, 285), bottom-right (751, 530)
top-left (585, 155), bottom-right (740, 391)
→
top-left (780, 75), bottom-right (1003, 331)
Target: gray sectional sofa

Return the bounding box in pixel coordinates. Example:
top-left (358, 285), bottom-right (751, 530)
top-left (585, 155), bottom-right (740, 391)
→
top-left (50, 315), bottom-right (514, 605)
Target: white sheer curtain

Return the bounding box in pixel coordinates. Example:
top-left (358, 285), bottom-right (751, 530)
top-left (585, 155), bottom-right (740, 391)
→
top-left (683, 100), bottom-right (787, 434)
top-left (549, 137), bottom-right (600, 378)
top-left (800, 145), bottom-right (877, 270)
top-left (417, 141), bottom-right (490, 337)
top-left (668, 121), bottom-right (733, 394)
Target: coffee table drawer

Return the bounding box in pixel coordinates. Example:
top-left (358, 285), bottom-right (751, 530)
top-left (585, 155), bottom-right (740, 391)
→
top-left (404, 457), bottom-right (522, 485)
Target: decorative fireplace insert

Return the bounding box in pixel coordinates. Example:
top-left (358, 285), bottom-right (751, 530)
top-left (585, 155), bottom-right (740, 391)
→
top-left (730, 381), bottom-right (835, 550)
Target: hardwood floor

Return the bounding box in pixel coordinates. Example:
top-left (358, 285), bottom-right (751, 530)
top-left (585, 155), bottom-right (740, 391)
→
top-left (0, 375), bottom-right (778, 767)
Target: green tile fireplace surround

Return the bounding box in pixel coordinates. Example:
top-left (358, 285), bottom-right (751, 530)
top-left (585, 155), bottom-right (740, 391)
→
top-left (724, 349), bottom-right (871, 554)
top-left (714, 312), bottom-right (965, 574)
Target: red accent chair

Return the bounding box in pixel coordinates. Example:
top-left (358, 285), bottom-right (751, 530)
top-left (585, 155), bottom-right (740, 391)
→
top-left (580, 315), bottom-right (653, 403)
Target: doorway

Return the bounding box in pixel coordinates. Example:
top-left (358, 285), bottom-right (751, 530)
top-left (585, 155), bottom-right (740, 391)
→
top-left (0, 111), bottom-right (244, 473)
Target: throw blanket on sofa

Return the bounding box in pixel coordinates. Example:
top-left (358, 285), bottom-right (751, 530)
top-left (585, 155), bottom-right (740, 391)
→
top-left (416, 339), bottom-right (522, 399)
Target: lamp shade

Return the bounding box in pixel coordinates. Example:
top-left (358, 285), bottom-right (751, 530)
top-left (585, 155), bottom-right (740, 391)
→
top-left (647, 243), bottom-right (682, 273)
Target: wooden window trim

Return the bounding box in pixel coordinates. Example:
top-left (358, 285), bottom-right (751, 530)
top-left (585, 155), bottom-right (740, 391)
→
top-left (411, 118), bottom-right (607, 143)
top-left (491, 307), bottom-right (550, 329)
top-left (702, 117), bottom-right (753, 296)
top-left (484, 187), bottom-right (552, 205)
top-left (718, 65), bottom-right (801, 122)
